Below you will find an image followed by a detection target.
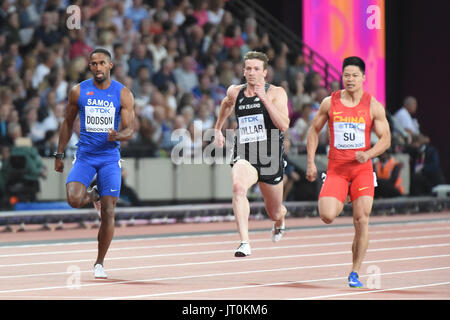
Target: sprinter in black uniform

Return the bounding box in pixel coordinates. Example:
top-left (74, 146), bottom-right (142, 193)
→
top-left (214, 51), bottom-right (290, 257)
top-left (232, 82), bottom-right (285, 184)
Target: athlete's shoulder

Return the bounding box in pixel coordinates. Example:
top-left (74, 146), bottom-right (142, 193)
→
top-left (321, 96), bottom-right (332, 108)
top-left (368, 95), bottom-right (386, 120)
top-left (120, 85), bottom-right (134, 100)
top-left (267, 84), bottom-right (286, 94)
top-left (68, 83), bottom-right (81, 102)
top-left (369, 94), bottom-right (384, 108)
top-left (227, 84), bottom-right (243, 99)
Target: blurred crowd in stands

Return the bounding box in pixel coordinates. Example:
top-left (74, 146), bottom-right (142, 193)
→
top-left (0, 0), bottom-right (445, 207)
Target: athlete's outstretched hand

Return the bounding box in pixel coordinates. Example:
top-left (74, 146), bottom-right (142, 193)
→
top-left (306, 162), bottom-right (317, 182)
top-left (214, 129), bottom-right (225, 148)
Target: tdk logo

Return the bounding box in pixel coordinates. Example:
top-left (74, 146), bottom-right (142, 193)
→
top-left (89, 107), bottom-right (114, 114)
top-left (240, 116), bottom-right (259, 123)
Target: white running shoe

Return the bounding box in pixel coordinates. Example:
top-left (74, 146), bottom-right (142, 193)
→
top-left (94, 264), bottom-right (107, 279)
top-left (234, 242), bottom-right (251, 257)
top-left (271, 223), bottom-right (285, 242)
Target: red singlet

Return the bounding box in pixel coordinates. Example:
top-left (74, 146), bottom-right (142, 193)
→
top-left (319, 90), bottom-right (375, 202)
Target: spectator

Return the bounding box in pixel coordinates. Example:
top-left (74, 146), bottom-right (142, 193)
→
top-left (0, 55), bottom-right (20, 86)
top-left (36, 129), bottom-right (58, 158)
top-left (304, 70), bottom-right (322, 95)
top-left (241, 17), bottom-right (257, 43)
top-left (0, 103), bottom-right (11, 146)
top-left (4, 12), bottom-right (21, 46)
top-left (20, 104), bottom-right (45, 144)
top-left (2, 121), bottom-right (46, 202)
top-left (148, 33), bottom-right (168, 72)
top-left (407, 134), bottom-right (445, 196)
top-left (32, 11), bottom-right (62, 47)
top-left (287, 51), bottom-right (306, 86)
top-left (223, 24), bottom-right (244, 49)
top-left (125, 0), bottom-right (149, 30)
top-left (290, 102), bottom-right (313, 154)
top-left (120, 17), bottom-right (139, 53)
top-left (192, 0), bottom-right (209, 27)
top-left (393, 96), bottom-right (420, 137)
top-left (174, 54), bottom-right (199, 93)
top-left (131, 65), bottom-right (152, 97)
top-left (272, 55), bottom-right (289, 86)
top-left (373, 151), bottom-right (404, 198)
top-left (152, 56), bottom-right (176, 88)
top-left (192, 71), bottom-right (225, 106)
top-left (128, 43), bottom-right (153, 78)
top-left (17, 0), bottom-right (40, 28)
top-left (207, 0), bottom-right (225, 25)
top-left (68, 28), bottom-right (93, 63)
top-left (40, 101), bottom-right (65, 134)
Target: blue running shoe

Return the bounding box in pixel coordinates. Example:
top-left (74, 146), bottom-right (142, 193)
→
top-left (348, 271), bottom-right (363, 288)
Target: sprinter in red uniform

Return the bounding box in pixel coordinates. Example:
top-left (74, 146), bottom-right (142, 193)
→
top-left (306, 56), bottom-right (391, 287)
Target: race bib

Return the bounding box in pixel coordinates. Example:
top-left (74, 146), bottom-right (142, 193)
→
top-left (85, 105), bottom-right (116, 133)
top-left (333, 122), bottom-right (365, 149)
top-left (238, 114), bottom-right (267, 144)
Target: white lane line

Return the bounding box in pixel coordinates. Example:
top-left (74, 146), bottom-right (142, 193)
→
top-left (1, 225), bottom-right (449, 258)
top-left (0, 233), bottom-right (449, 268)
top-left (100, 266), bottom-right (450, 300)
top-left (0, 253), bottom-right (448, 297)
top-left (1, 218), bottom-right (449, 249)
top-left (298, 281), bottom-right (450, 300)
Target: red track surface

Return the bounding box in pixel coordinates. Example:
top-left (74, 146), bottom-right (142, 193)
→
top-left (0, 212), bottom-right (449, 300)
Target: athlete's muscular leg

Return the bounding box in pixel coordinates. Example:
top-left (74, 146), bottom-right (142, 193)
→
top-left (258, 181), bottom-right (286, 228)
top-left (66, 182), bottom-right (98, 208)
top-left (95, 195), bottom-right (117, 266)
top-left (350, 195), bottom-right (373, 274)
top-left (318, 196), bottom-right (344, 224)
top-left (231, 160), bottom-right (258, 242)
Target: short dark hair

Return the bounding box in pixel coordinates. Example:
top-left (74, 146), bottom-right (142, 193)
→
top-left (342, 56), bottom-right (365, 74)
top-left (89, 48), bottom-right (112, 60)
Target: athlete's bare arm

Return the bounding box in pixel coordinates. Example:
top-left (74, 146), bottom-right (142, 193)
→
top-left (108, 86), bottom-right (135, 141)
top-left (255, 85), bottom-right (290, 132)
top-left (355, 98), bottom-right (391, 163)
top-left (55, 85), bottom-right (80, 172)
top-left (306, 96), bottom-right (331, 181)
top-left (214, 85), bottom-right (241, 147)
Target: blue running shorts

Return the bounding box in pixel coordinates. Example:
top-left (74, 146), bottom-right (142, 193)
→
top-left (66, 149), bottom-right (122, 198)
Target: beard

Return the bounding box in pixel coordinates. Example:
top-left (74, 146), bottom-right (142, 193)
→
top-left (94, 73), bottom-right (108, 83)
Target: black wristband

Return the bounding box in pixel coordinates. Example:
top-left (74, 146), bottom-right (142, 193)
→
top-left (53, 152), bottom-right (65, 159)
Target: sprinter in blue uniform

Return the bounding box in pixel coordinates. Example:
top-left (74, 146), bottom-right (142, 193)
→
top-left (54, 48), bottom-right (135, 279)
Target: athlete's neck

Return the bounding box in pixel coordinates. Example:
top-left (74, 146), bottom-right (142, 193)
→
top-left (342, 88), bottom-right (364, 104)
top-left (245, 83), bottom-right (257, 96)
top-left (93, 78), bottom-right (112, 90)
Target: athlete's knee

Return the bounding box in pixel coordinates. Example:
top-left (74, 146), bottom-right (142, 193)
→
top-left (266, 205), bottom-right (286, 221)
top-left (320, 213), bottom-right (335, 224)
top-left (67, 195), bottom-right (84, 209)
top-left (100, 206), bottom-right (115, 224)
top-left (232, 180), bottom-right (248, 198)
top-left (353, 213), bottom-right (369, 228)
